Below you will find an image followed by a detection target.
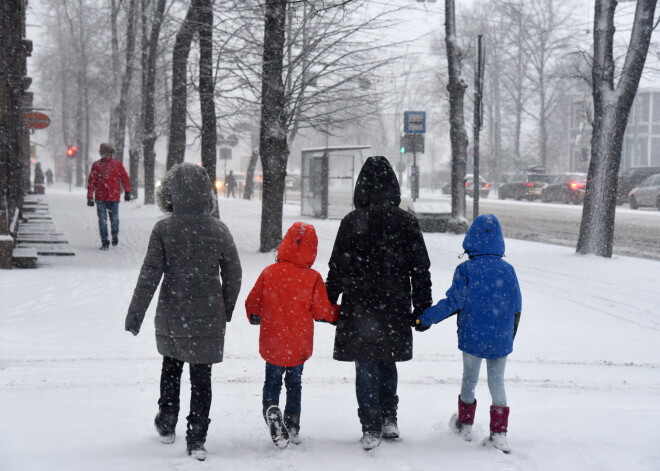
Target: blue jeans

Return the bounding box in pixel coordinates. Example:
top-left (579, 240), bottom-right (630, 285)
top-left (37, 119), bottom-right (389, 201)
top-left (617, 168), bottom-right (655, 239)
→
top-left (460, 352), bottom-right (508, 407)
top-left (355, 361), bottom-right (398, 411)
top-left (263, 362), bottom-right (304, 415)
top-left (96, 200), bottom-right (119, 243)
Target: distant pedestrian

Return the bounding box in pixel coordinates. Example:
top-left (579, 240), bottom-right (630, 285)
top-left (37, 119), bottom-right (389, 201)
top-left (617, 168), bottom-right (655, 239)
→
top-left (33, 163), bottom-right (45, 194)
top-left (86, 143), bottom-right (131, 250)
top-left (45, 168), bottom-right (54, 185)
top-left (325, 156), bottom-right (433, 450)
top-left (416, 214), bottom-right (522, 454)
top-left (245, 222), bottom-right (339, 448)
top-left (225, 170), bottom-right (237, 198)
top-left (125, 162), bottom-right (242, 461)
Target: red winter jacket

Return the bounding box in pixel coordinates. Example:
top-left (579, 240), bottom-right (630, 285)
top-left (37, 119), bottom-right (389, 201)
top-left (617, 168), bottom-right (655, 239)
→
top-left (245, 222), bottom-right (340, 367)
top-left (87, 156), bottom-right (131, 202)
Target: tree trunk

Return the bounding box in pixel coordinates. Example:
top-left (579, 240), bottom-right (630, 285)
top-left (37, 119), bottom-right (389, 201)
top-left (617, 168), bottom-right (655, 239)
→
top-left (142, 0), bottom-right (166, 204)
top-left (166, 3), bottom-right (197, 170)
top-left (243, 149), bottom-right (259, 200)
top-left (112, 0), bottom-right (138, 165)
top-left (576, 0), bottom-right (657, 257)
top-left (196, 0), bottom-right (217, 205)
top-left (259, 0), bottom-right (288, 252)
top-left (445, 0), bottom-right (468, 232)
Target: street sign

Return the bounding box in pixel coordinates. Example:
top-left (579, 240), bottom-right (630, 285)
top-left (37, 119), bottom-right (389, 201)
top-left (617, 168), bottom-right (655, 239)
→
top-left (23, 112), bottom-right (51, 130)
top-left (219, 147), bottom-right (232, 160)
top-left (404, 111), bottom-right (426, 134)
top-left (401, 133), bottom-right (425, 154)
top-left (219, 134), bottom-right (238, 147)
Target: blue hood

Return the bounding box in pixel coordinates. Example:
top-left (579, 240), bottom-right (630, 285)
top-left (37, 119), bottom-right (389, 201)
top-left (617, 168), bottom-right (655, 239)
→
top-left (462, 214), bottom-right (505, 257)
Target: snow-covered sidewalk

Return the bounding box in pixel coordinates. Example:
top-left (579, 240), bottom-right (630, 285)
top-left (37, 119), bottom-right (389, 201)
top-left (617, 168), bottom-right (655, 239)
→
top-left (1, 184), bottom-right (659, 471)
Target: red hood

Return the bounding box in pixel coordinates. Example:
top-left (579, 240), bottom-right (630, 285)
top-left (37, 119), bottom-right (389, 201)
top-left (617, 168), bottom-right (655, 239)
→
top-left (277, 222), bottom-right (317, 267)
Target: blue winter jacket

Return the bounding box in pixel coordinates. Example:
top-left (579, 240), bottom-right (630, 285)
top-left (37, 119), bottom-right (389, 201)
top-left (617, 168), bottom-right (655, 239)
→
top-left (419, 214), bottom-right (522, 359)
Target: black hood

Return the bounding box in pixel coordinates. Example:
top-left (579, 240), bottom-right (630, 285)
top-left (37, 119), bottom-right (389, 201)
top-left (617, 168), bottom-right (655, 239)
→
top-left (353, 156), bottom-right (401, 208)
top-left (157, 162), bottom-right (215, 215)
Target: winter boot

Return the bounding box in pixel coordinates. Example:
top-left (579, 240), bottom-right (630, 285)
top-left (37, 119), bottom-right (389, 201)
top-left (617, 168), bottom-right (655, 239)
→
top-left (449, 396), bottom-right (476, 441)
top-left (482, 405), bottom-right (511, 454)
top-left (265, 404), bottom-right (289, 448)
top-left (358, 407), bottom-right (382, 450)
top-left (381, 395), bottom-right (400, 439)
top-left (284, 412), bottom-right (301, 445)
top-left (186, 415), bottom-right (211, 461)
top-left (154, 409), bottom-right (178, 444)
top-left (100, 240), bottom-right (110, 250)
top-left (111, 236), bottom-right (118, 246)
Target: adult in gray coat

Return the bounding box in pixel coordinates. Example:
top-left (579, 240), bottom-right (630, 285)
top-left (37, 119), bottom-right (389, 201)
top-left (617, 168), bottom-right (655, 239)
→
top-left (125, 162), bottom-right (242, 461)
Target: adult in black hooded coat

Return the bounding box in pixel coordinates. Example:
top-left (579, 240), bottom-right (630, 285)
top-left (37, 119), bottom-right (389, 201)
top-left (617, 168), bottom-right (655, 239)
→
top-left (326, 156), bottom-right (432, 449)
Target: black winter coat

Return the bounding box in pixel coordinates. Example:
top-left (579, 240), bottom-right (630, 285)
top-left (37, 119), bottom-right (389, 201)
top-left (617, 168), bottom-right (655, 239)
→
top-left (126, 163), bottom-right (242, 364)
top-left (326, 156), bottom-right (432, 362)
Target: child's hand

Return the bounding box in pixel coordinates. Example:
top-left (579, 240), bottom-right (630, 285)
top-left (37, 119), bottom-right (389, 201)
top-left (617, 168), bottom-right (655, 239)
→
top-left (249, 314), bottom-right (261, 325)
top-left (414, 318), bottom-right (430, 332)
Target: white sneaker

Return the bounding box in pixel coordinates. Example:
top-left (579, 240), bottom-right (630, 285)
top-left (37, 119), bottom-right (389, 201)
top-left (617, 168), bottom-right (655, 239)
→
top-left (448, 413), bottom-right (472, 441)
top-left (360, 431), bottom-right (382, 450)
top-left (483, 433), bottom-right (512, 454)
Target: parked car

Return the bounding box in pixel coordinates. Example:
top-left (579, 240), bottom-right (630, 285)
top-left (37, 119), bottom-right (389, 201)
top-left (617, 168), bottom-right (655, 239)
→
top-left (617, 166), bottom-right (660, 204)
top-left (498, 172), bottom-right (553, 200)
top-left (441, 174), bottom-right (491, 198)
top-left (541, 173), bottom-right (588, 204)
top-left (628, 173), bottom-right (660, 210)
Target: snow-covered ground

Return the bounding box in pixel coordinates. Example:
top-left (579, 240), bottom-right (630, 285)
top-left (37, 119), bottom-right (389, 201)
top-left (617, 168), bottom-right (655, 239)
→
top-left (1, 184), bottom-right (659, 471)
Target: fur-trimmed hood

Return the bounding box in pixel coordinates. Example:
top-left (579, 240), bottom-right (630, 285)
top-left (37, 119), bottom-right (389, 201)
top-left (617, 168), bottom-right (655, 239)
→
top-left (157, 162), bottom-right (217, 215)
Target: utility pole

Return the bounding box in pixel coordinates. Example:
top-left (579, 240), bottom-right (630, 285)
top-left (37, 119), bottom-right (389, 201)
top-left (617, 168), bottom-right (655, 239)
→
top-left (473, 35), bottom-right (485, 220)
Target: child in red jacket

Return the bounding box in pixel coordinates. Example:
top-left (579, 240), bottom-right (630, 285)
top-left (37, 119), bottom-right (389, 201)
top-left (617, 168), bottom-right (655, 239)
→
top-left (245, 222), bottom-right (339, 448)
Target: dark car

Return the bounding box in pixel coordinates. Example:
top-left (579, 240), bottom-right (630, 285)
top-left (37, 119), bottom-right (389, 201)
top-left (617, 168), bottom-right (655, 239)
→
top-left (617, 166), bottom-right (660, 204)
top-left (498, 172), bottom-right (553, 201)
top-left (441, 174), bottom-right (490, 198)
top-left (628, 173), bottom-right (660, 210)
top-left (541, 173), bottom-right (588, 204)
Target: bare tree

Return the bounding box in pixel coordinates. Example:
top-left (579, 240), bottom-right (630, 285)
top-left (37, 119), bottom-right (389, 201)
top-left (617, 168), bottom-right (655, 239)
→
top-left (577, 0), bottom-right (658, 257)
top-left (445, 0), bottom-right (469, 232)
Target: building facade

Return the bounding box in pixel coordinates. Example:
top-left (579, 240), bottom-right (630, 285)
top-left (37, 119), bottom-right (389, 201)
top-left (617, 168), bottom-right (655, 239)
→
top-left (622, 88), bottom-right (660, 170)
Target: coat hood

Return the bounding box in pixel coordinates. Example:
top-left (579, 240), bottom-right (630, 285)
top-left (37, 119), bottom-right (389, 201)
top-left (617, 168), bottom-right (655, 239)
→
top-left (157, 162), bottom-right (216, 214)
top-left (462, 214), bottom-right (505, 257)
top-left (277, 222), bottom-right (317, 267)
top-left (353, 156), bottom-right (401, 209)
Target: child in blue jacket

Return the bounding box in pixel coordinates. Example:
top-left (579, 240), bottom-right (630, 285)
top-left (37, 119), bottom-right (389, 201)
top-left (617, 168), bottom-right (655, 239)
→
top-left (416, 214), bottom-right (521, 454)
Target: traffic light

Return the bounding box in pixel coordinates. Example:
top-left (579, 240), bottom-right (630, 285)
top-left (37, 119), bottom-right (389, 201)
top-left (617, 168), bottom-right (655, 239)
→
top-left (400, 145), bottom-right (406, 154)
top-left (66, 145), bottom-right (78, 158)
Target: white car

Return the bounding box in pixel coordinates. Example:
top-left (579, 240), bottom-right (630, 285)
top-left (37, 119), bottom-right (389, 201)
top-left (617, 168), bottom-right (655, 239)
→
top-left (629, 173), bottom-right (660, 210)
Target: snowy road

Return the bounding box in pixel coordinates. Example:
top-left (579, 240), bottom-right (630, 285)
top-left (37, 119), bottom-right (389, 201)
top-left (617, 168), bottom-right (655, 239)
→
top-left (1, 184), bottom-right (659, 471)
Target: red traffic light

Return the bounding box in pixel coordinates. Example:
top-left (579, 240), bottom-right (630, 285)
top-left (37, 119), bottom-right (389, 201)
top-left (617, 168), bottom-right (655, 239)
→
top-left (66, 146), bottom-right (78, 157)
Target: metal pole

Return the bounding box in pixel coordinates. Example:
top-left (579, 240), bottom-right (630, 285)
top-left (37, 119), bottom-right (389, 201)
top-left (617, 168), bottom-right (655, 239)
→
top-left (412, 150), bottom-right (418, 202)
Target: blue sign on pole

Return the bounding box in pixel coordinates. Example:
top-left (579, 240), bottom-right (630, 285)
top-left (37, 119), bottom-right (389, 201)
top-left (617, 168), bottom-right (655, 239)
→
top-left (404, 111), bottom-right (426, 134)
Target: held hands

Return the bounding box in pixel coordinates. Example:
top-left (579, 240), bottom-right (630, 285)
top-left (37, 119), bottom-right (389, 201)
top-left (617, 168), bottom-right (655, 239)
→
top-left (413, 307), bottom-right (431, 332)
top-left (124, 193), bottom-right (131, 202)
top-left (249, 314), bottom-right (261, 325)
top-left (87, 199), bottom-right (94, 207)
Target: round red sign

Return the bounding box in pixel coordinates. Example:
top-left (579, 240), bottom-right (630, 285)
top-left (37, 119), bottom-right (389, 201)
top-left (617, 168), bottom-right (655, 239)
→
top-left (23, 112), bottom-right (51, 130)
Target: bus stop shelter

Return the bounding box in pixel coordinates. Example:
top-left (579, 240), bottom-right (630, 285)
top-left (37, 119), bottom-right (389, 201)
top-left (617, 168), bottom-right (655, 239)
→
top-left (301, 145), bottom-right (371, 219)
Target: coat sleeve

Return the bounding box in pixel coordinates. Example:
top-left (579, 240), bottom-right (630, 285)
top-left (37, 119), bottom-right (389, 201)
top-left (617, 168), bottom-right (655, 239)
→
top-left (245, 271), bottom-right (265, 320)
top-left (219, 228), bottom-right (242, 322)
top-left (87, 163), bottom-right (98, 200)
top-left (325, 218), bottom-right (350, 304)
top-left (118, 162), bottom-right (131, 194)
top-left (125, 223), bottom-right (166, 331)
top-left (419, 264), bottom-right (468, 326)
top-left (408, 216), bottom-right (433, 312)
top-left (310, 273), bottom-right (340, 323)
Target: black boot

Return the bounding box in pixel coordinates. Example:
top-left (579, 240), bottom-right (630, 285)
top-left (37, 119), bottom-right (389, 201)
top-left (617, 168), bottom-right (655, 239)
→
top-left (154, 407), bottom-right (178, 444)
top-left (358, 407), bottom-right (382, 450)
top-left (186, 415), bottom-right (210, 461)
top-left (100, 240), bottom-right (109, 250)
top-left (111, 236), bottom-right (118, 246)
top-left (284, 411), bottom-right (301, 445)
top-left (263, 402), bottom-right (289, 449)
top-left (381, 395), bottom-right (400, 439)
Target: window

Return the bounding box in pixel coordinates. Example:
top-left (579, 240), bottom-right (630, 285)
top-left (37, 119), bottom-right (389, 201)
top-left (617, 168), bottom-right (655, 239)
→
top-left (653, 94), bottom-right (660, 123)
top-left (640, 94), bottom-right (651, 123)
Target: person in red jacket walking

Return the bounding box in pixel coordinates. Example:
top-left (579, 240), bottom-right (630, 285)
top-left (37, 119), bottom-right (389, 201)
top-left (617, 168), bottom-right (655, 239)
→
top-left (245, 222), bottom-right (339, 448)
top-left (86, 143), bottom-right (132, 250)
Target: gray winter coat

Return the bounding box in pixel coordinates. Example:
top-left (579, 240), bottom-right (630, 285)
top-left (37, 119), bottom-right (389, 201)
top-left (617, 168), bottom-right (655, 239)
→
top-left (125, 163), bottom-right (242, 364)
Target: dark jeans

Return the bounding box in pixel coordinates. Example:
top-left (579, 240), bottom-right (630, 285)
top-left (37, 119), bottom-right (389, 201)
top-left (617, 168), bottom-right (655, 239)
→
top-left (355, 361), bottom-right (398, 431)
top-left (159, 356), bottom-right (213, 422)
top-left (262, 362), bottom-right (304, 415)
top-left (96, 200), bottom-right (119, 243)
